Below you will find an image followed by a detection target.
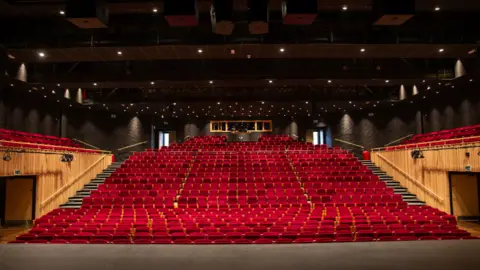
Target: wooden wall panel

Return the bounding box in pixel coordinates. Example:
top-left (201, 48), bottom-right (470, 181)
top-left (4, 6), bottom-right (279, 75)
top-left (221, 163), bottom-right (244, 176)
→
top-left (451, 174), bottom-right (480, 217)
top-left (371, 146), bottom-right (480, 213)
top-left (0, 152), bottom-right (112, 217)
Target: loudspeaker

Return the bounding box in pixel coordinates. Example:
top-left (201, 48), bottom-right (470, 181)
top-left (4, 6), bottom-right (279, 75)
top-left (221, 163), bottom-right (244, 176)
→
top-left (373, 0), bottom-right (415, 25)
top-left (248, 0), bottom-right (269, 34)
top-left (282, 0), bottom-right (317, 25)
top-left (211, 0), bottom-right (234, 35)
top-left (66, 0), bottom-right (108, 28)
top-left (164, 0), bottom-right (199, 27)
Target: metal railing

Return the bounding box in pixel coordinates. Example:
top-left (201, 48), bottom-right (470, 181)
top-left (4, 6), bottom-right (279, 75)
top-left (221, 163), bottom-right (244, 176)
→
top-left (334, 139), bottom-right (365, 149)
top-left (384, 134), bottom-right (414, 147)
top-left (72, 138), bottom-right (100, 150)
top-left (372, 135), bottom-right (480, 152)
top-left (117, 141), bottom-right (149, 152)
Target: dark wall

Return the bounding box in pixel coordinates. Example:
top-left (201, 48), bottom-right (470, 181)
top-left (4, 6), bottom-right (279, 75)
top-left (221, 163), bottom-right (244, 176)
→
top-left (65, 109), bottom-right (152, 153)
top-left (327, 106), bottom-right (421, 150)
top-left (1, 88), bottom-right (61, 136)
top-left (422, 86), bottom-right (480, 133)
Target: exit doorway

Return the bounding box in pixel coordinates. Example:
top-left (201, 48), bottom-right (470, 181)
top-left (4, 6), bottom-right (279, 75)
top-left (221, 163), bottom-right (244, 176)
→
top-left (449, 173), bottom-right (480, 221)
top-left (0, 176), bottom-right (36, 226)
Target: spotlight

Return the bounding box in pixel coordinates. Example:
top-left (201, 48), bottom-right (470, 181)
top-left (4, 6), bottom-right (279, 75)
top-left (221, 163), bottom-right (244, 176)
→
top-left (209, 80), bottom-right (213, 84)
top-left (61, 153), bottom-right (74, 162)
top-left (153, 8), bottom-right (158, 13)
top-left (410, 150), bottom-right (424, 159)
top-left (198, 49), bottom-right (203, 54)
top-left (268, 80), bottom-right (273, 84)
top-left (150, 81), bottom-right (155, 85)
top-left (327, 80), bottom-right (332, 84)
top-left (385, 80), bottom-right (390, 83)
top-left (93, 83), bottom-right (97, 86)
top-left (279, 48), bottom-right (285, 52)
top-left (3, 152), bottom-right (11, 161)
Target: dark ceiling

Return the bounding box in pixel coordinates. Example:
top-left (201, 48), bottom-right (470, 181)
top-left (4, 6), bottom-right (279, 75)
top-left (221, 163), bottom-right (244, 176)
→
top-left (1, 0), bottom-right (480, 117)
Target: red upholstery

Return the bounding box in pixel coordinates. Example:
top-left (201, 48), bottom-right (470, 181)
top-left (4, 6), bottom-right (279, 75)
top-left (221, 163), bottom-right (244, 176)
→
top-left (17, 136), bottom-right (473, 244)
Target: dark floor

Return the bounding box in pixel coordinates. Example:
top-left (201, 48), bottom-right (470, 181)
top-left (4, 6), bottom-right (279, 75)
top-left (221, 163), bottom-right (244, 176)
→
top-left (1, 240), bottom-right (480, 270)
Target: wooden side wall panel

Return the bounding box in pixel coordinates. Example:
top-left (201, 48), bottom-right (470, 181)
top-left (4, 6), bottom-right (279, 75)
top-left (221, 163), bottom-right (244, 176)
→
top-left (371, 146), bottom-right (480, 212)
top-left (0, 152), bottom-right (112, 217)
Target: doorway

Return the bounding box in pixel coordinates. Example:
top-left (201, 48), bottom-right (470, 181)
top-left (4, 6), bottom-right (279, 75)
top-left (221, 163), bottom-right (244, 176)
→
top-left (449, 173), bottom-right (480, 220)
top-left (313, 127), bottom-right (327, 145)
top-left (0, 176), bottom-right (36, 226)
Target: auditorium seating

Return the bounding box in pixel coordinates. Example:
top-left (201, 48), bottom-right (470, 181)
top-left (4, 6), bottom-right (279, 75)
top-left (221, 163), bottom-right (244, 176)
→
top-left (0, 128), bottom-right (100, 153)
top-left (11, 136), bottom-right (475, 244)
top-left (386, 124), bottom-right (480, 150)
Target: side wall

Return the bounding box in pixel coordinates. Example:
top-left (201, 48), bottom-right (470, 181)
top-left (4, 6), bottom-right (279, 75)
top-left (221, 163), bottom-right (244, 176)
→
top-left (0, 152), bottom-right (112, 217)
top-left (371, 146), bottom-right (480, 213)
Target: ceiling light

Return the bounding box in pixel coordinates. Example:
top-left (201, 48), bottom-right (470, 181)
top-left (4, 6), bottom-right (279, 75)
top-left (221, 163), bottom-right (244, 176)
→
top-left (209, 80), bottom-right (213, 84)
top-left (434, 6), bottom-right (440, 11)
top-left (427, 86), bottom-right (431, 90)
top-left (59, 10), bottom-right (65, 15)
top-left (436, 91), bottom-right (439, 94)
top-left (57, 84), bottom-right (60, 87)
top-left (261, 101), bottom-right (265, 104)
top-left (217, 102), bottom-right (220, 105)
top-left (360, 48), bottom-right (365, 52)
top-left (342, 5), bottom-right (348, 11)
top-left (93, 83), bottom-right (97, 86)
top-left (279, 48), bottom-right (285, 52)
top-left (385, 80), bottom-right (390, 83)
top-left (10, 84), bottom-right (13, 87)
top-left (469, 79), bottom-right (473, 82)
top-left (198, 49), bottom-right (203, 54)
top-left (451, 85), bottom-right (455, 88)
top-left (327, 80), bottom-right (332, 83)
top-left (117, 51), bottom-right (122, 55)
top-left (268, 80), bottom-right (273, 84)
top-left (438, 48), bottom-right (444, 53)
top-left (150, 81), bottom-right (155, 85)
top-left (52, 90), bottom-right (55, 94)
top-left (305, 101), bottom-right (308, 104)
top-left (153, 8), bottom-right (158, 13)
top-left (44, 95), bottom-right (46, 98)
top-left (349, 101), bottom-right (352, 104)
top-left (38, 52), bottom-right (45, 58)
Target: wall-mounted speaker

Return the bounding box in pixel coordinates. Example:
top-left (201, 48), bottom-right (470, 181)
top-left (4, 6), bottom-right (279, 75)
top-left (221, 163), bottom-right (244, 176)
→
top-left (211, 0), bottom-right (234, 35)
top-left (164, 0), bottom-right (199, 27)
top-left (373, 0), bottom-right (415, 26)
top-left (66, 0), bottom-right (108, 28)
top-left (282, 0), bottom-right (317, 25)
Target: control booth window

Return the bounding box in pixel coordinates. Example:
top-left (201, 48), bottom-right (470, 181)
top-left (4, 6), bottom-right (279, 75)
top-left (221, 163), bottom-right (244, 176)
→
top-left (210, 120), bottom-right (273, 132)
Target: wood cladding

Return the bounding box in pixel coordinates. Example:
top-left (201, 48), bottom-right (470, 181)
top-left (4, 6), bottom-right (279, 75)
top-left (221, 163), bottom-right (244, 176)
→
top-left (371, 146), bottom-right (480, 213)
top-left (5, 178), bottom-right (33, 221)
top-left (0, 152), bottom-right (112, 217)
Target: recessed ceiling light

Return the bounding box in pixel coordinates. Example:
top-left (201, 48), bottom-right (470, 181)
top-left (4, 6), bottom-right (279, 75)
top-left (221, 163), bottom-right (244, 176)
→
top-left (279, 48), bottom-right (285, 52)
top-left (150, 81), bottom-right (155, 85)
top-left (93, 83), bottom-right (97, 86)
top-left (422, 80), bottom-right (426, 83)
top-left (436, 91), bottom-right (439, 94)
top-left (349, 101), bottom-right (352, 104)
top-left (10, 84), bottom-right (13, 87)
top-left (57, 84), bottom-right (60, 87)
top-left (268, 80), bottom-right (273, 84)
top-left (305, 101), bottom-right (309, 104)
top-left (427, 86), bottom-right (431, 90)
top-left (434, 6), bottom-right (440, 11)
top-left (44, 95), bottom-right (46, 98)
top-left (451, 85), bottom-right (455, 88)
top-left (198, 49), bottom-right (203, 53)
top-left (469, 79), bottom-right (473, 82)
top-left (327, 80), bottom-right (332, 83)
top-left (52, 90), bottom-right (55, 94)
top-left (38, 52), bottom-right (45, 58)
top-left (360, 48), bottom-right (365, 52)
top-left (209, 80), bottom-right (213, 84)
top-left (342, 5), bottom-right (348, 11)
top-left (385, 80), bottom-right (390, 83)
top-left (59, 10), bottom-right (65, 15)
top-left (153, 8), bottom-right (158, 13)
top-left (423, 96), bottom-right (426, 99)
top-left (438, 48), bottom-right (444, 53)
top-left (217, 102), bottom-right (220, 105)
top-left (117, 51), bottom-right (122, 55)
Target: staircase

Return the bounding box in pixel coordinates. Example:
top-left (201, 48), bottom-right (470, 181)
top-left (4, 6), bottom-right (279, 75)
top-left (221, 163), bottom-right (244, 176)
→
top-left (60, 161), bottom-right (124, 208)
top-left (360, 159), bottom-right (426, 206)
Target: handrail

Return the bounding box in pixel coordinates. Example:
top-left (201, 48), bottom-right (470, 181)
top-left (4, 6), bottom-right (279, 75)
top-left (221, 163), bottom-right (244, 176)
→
top-left (0, 139), bottom-right (110, 154)
top-left (384, 133), bottom-right (414, 147)
top-left (372, 135), bottom-right (480, 152)
top-left (334, 139), bottom-right (365, 150)
top-left (72, 138), bottom-right (100, 150)
top-left (117, 141), bottom-right (148, 152)
top-left (374, 153), bottom-right (443, 202)
top-left (40, 154), bottom-right (108, 207)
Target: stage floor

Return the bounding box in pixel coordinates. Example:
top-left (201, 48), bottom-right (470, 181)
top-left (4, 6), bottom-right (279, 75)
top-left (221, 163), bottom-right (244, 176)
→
top-left (1, 240), bottom-right (480, 270)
